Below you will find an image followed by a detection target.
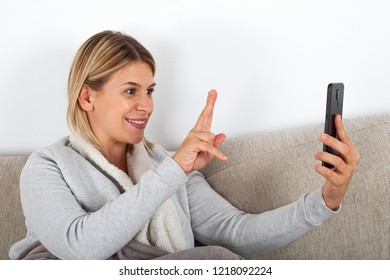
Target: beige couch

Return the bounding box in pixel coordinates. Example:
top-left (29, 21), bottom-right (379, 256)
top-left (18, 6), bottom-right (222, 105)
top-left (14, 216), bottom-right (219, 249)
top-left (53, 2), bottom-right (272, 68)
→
top-left (1, 113), bottom-right (389, 260)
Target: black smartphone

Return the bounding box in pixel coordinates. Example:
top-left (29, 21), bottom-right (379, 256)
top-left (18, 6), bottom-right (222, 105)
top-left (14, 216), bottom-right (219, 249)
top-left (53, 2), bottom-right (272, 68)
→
top-left (322, 83), bottom-right (344, 168)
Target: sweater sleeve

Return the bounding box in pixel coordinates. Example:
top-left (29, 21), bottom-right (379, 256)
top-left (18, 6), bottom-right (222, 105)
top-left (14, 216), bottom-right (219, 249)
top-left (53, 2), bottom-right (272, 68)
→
top-left (187, 171), bottom-right (339, 257)
top-left (19, 147), bottom-right (187, 260)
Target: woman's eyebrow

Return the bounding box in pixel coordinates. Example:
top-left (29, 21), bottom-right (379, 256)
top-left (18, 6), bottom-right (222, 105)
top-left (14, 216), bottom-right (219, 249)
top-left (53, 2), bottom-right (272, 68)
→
top-left (121, 81), bottom-right (156, 88)
top-left (121, 81), bottom-right (141, 87)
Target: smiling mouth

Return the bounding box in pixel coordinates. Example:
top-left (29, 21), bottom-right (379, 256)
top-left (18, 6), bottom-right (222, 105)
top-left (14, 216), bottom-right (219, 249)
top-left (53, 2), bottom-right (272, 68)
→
top-left (125, 118), bottom-right (147, 129)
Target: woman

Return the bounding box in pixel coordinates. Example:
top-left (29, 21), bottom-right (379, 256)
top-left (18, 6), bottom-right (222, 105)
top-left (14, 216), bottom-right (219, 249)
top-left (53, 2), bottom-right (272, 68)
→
top-left (9, 30), bottom-right (360, 260)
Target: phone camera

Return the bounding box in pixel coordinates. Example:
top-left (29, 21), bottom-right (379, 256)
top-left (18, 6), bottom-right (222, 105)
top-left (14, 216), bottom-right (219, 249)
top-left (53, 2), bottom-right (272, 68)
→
top-left (336, 89), bottom-right (340, 100)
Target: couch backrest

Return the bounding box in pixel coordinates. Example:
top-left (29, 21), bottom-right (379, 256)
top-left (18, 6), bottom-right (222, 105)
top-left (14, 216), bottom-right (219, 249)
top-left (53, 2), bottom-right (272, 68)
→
top-left (0, 156), bottom-right (28, 259)
top-left (201, 113), bottom-right (390, 259)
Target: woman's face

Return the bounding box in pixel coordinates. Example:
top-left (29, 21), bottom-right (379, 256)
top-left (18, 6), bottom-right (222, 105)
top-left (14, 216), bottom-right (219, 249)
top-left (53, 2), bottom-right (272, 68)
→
top-left (86, 62), bottom-right (155, 150)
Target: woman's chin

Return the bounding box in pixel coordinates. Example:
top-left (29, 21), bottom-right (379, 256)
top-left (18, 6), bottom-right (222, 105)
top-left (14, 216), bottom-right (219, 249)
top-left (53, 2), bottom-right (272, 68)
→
top-left (126, 135), bottom-right (145, 145)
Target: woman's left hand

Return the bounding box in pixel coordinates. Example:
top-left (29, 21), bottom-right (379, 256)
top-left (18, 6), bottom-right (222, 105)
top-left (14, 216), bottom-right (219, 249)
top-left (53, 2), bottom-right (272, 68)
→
top-left (172, 90), bottom-right (227, 174)
top-left (314, 115), bottom-right (360, 210)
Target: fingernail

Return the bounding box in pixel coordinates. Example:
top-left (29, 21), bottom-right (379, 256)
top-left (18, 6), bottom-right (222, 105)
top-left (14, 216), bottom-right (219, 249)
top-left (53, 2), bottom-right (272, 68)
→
top-left (321, 133), bottom-right (327, 140)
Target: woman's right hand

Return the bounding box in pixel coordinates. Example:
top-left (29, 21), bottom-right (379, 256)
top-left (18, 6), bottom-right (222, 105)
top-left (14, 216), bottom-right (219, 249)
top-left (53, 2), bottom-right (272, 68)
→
top-left (172, 90), bottom-right (227, 174)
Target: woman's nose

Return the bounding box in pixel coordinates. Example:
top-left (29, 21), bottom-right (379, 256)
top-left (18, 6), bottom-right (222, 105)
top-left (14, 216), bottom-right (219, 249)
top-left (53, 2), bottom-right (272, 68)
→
top-left (135, 92), bottom-right (153, 113)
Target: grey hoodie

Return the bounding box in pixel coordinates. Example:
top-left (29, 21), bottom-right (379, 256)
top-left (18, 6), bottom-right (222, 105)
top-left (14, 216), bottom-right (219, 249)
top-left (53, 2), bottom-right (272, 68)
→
top-left (9, 137), bottom-right (337, 259)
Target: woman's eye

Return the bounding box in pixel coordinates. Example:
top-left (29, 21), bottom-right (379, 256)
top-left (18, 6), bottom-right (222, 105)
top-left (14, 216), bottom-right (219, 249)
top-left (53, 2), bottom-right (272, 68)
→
top-left (125, 89), bottom-right (135, 95)
top-left (146, 88), bottom-right (155, 95)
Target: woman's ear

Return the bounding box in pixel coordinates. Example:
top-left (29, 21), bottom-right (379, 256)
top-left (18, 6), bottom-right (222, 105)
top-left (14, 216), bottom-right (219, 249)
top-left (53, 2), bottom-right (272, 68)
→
top-left (78, 84), bottom-right (95, 112)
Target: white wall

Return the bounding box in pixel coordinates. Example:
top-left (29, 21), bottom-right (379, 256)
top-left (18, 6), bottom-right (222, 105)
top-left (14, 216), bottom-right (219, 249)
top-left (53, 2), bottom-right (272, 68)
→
top-left (1, 0), bottom-right (389, 154)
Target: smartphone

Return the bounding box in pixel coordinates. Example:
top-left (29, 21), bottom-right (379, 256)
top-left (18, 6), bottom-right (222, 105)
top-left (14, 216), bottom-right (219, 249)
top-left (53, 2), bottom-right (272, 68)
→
top-left (322, 83), bottom-right (344, 168)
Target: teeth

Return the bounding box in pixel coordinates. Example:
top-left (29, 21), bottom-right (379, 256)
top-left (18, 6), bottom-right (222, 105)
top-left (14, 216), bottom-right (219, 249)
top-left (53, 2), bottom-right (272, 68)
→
top-left (127, 119), bottom-right (145, 125)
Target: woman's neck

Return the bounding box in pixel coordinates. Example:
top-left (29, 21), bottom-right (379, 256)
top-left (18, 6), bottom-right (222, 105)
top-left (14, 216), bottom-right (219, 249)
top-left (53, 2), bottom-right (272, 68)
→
top-left (101, 143), bottom-right (128, 174)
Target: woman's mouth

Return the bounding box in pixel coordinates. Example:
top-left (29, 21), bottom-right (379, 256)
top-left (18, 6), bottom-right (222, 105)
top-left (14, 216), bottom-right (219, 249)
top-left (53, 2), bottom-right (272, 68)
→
top-left (125, 118), bottom-right (147, 129)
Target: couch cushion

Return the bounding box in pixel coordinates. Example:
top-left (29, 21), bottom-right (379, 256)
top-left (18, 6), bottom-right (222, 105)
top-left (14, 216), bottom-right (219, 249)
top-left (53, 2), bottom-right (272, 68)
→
top-left (201, 113), bottom-right (390, 259)
top-left (0, 156), bottom-right (28, 259)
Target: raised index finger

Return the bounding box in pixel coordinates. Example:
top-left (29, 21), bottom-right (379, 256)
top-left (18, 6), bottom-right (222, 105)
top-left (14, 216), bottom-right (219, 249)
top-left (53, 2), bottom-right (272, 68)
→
top-left (193, 89), bottom-right (217, 132)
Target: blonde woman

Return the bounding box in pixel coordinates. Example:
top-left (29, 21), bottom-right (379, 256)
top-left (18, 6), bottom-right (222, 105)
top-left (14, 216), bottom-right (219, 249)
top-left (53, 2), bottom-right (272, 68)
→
top-left (9, 31), bottom-right (360, 260)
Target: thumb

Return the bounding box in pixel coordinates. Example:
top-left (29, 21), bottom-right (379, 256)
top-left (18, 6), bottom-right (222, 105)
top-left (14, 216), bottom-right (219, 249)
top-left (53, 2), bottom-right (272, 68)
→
top-left (213, 133), bottom-right (227, 148)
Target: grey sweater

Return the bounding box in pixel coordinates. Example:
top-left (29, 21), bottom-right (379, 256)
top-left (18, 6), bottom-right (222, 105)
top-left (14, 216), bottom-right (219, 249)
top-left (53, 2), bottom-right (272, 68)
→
top-left (9, 137), bottom-right (337, 259)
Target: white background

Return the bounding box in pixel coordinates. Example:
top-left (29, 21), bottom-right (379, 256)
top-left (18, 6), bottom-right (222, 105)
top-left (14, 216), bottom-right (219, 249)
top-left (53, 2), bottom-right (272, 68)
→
top-left (1, 0), bottom-right (389, 154)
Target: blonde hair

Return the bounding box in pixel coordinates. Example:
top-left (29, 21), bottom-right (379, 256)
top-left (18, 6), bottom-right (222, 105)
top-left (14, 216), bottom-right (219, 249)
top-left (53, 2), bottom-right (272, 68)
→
top-left (67, 30), bottom-right (155, 151)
